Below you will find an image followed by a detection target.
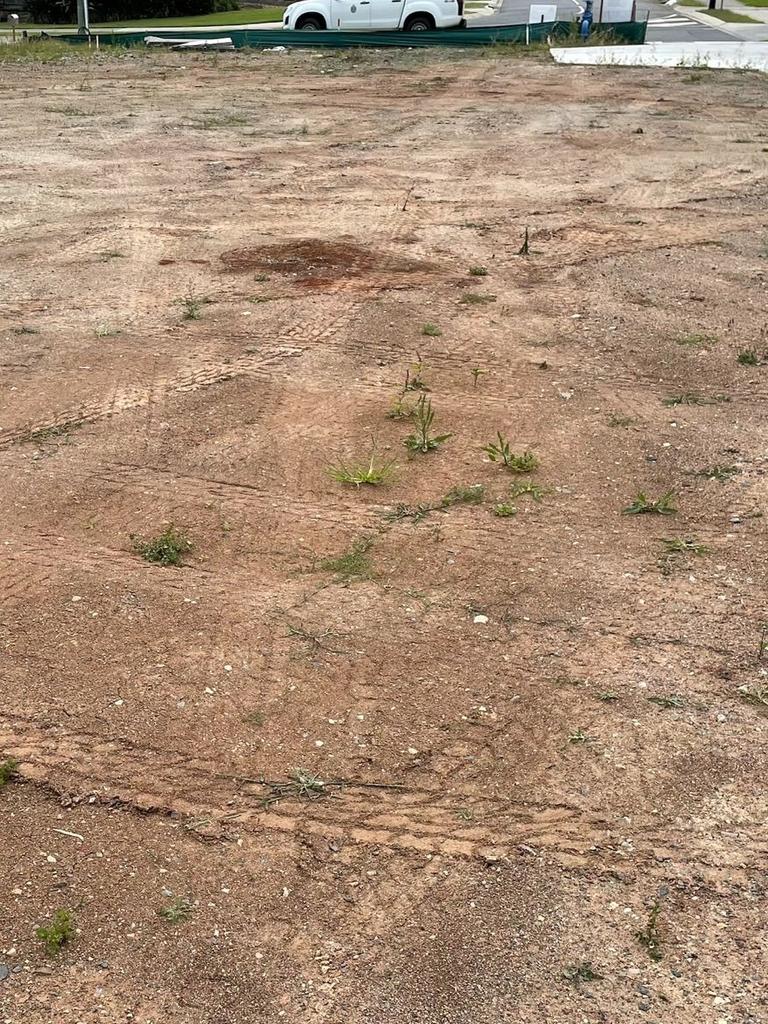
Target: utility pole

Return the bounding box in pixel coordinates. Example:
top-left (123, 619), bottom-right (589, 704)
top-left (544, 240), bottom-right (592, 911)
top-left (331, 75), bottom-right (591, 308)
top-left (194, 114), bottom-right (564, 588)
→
top-left (76, 0), bottom-right (90, 34)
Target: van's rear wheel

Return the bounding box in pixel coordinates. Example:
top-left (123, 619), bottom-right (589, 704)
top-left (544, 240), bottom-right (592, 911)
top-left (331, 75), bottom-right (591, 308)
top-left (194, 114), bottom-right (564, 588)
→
top-left (296, 15), bottom-right (325, 29)
top-left (404, 14), bottom-right (434, 29)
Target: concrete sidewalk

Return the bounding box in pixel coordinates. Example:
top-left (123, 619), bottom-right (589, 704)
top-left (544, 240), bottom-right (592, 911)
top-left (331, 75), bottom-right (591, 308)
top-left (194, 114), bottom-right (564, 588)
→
top-left (673, 1), bottom-right (768, 39)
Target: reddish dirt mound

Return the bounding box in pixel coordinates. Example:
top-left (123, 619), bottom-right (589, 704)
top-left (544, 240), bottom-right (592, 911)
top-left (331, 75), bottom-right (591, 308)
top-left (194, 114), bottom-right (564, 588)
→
top-left (220, 238), bottom-right (432, 288)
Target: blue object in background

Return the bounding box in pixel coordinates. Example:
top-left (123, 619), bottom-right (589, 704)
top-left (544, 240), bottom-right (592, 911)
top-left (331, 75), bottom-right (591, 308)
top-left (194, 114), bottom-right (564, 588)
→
top-left (580, 0), bottom-right (594, 37)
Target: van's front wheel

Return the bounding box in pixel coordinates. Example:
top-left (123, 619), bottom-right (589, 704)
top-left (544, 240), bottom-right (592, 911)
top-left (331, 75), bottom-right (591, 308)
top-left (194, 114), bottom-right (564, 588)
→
top-left (403, 14), bottom-right (434, 29)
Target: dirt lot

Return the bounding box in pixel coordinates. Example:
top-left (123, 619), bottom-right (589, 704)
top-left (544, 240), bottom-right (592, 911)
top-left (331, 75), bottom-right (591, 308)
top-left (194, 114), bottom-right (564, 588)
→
top-left (1, 43), bottom-right (767, 1024)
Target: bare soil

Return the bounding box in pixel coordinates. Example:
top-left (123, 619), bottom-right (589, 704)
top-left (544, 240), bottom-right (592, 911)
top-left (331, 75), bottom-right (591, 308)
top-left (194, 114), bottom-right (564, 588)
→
top-left (1, 45), bottom-right (768, 1024)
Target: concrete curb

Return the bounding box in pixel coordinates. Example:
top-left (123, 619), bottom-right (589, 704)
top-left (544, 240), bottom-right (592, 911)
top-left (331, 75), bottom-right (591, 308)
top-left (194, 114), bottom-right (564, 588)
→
top-left (672, 3), bottom-right (754, 35)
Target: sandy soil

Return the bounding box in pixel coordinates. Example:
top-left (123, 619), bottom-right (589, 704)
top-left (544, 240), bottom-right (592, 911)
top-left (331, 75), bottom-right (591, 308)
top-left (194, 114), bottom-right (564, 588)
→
top-left (1, 45), bottom-right (767, 1024)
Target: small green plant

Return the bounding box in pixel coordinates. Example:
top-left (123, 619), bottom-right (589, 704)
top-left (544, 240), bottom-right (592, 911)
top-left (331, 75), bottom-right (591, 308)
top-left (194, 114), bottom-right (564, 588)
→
top-left (327, 450), bottom-right (396, 487)
top-left (623, 491), bottom-right (677, 516)
top-left (404, 357), bottom-right (429, 392)
top-left (179, 293), bottom-right (206, 321)
top-left (99, 250), bottom-right (125, 261)
top-left (158, 897), bottom-right (195, 923)
top-left (597, 691), bottom-right (619, 702)
top-left (608, 414), bottom-right (634, 427)
top-left (636, 902), bottom-right (664, 961)
top-left (663, 392), bottom-right (699, 407)
top-left (470, 367), bottom-right (488, 387)
top-left (460, 292), bottom-right (496, 305)
top-left (659, 537), bottom-right (709, 556)
top-left (421, 323), bottom-right (442, 337)
top-left (318, 536), bottom-right (374, 582)
top-left (133, 526), bottom-right (192, 567)
top-left (492, 502), bottom-right (517, 518)
top-left (94, 322), bottom-right (121, 338)
top-left (260, 768), bottom-right (332, 807)
top-left (509, 479), bottom-right (547, 501)
top-left (36, 910), bottom-right (75, 955)
top-left (563, 962), bottom-right (603, 985)
top-left (243, 710), bottom-right (266, 727)
top-left (469, 266), bottom-right (488, 277)
top-left (518, 226), bottom-right (530, 256)
top-left (737, 348), bottom-right (762, 366)
top-left (676, 333), bottom-right (716, 347)
top-left (0, 757), bottom-right (18, 786)
top-left (568, 728), bottom-right (592, 744)
top-left (482, 434), bottom-right (539, 473)
top-left (383, 502), bottom-right (434, 524)
top-left (696, 464), bottom-right (738, 482)
top-left (386, 393), bottom-right (414, 420)
top-left (440, 484), bottom-right (484, 508)
top-left (44, 105), bottom-right (94, 116)
top-left (12, 325), bottom-right (40, 335)
top-left (648, 694), bottom-right (685, 709)
top-left (403, 396), bottom-right (452, 454)
top-left (663, 392), bottom-right (729, 407)
top-left (384, 485), bottom-right (484, 523)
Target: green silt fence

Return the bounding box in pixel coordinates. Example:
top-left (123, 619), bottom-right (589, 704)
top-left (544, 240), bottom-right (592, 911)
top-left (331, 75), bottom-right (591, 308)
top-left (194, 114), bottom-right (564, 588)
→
top-left (64, 19), bottom-right (647, 49)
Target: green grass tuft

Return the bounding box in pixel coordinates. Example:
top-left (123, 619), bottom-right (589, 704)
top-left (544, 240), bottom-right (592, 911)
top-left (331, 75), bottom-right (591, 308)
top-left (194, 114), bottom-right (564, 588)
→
top-left (482, 434), bottom-right (539, 473)
top-left (636, 902), bottom-right (664, 961)
top-left (737, 348), bottom-right (763, 366)
top-left (133, 526), bottom-right (192, 567)
top-left (695, 464), bottom-right (738, 482)
top-left (318, 536), bottom-right (375, 582)
top-left (492, 502), bottom-right (517, 518)
top-left (403, 396), bottom-right (452, 455)
top-left (623, 491), bottom-right (677, 516)
top-left (36, 910), bottom-right (75, 955)
top-left (0, 757), bottom-right (19, 786)
top-left (158, 897), bottom-right (195, 923)
top-left (675, 332), bottom-right (716, 347)
top-left (328, 450), bottom-right (396, 487)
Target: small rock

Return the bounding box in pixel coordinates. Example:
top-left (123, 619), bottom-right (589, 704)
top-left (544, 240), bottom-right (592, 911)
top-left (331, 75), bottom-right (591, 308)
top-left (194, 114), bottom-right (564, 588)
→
top-left (473, 614), bottom-right (489, 625)
top-left (0, 964), bottom-right (9, 982)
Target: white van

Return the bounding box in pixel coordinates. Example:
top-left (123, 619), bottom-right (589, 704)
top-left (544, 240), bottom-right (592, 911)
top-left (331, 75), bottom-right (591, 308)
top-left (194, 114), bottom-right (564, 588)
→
top-left (283, 0), bottom-right (465, 31)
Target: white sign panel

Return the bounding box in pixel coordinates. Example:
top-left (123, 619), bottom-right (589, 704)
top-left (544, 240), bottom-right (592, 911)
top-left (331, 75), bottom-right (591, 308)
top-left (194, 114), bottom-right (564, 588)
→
top-left (601, 0), bottom-right (634, 21)
top-left (528, 4), bottom-right (557, 23)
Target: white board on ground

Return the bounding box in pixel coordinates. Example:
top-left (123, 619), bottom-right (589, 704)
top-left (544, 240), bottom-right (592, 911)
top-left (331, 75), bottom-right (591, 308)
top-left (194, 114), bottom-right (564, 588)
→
top-left (143, 35), bottom-right (235, 49)
top-left (528, 4), bottom-right (557, 23)
top-left (599, 0), bottom-right (633, 22)
top-left (550, 41), bottom-right (768, 72)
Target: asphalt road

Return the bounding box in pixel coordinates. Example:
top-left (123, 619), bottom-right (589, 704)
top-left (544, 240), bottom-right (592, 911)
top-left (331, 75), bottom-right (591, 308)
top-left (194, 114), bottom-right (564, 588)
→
top-left (476, 0), bottom-right (734, 40)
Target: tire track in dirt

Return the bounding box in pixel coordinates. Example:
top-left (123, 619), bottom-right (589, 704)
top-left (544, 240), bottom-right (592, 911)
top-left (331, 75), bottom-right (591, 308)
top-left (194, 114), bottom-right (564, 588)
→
top-left (3, 347), bottom-right (758, 449)
top-left (0, 344), bottom-right (304, 447)
top-left (1, 713), bottom-right (763, 885)
top-left (0, 194), bottom-right (439, 447)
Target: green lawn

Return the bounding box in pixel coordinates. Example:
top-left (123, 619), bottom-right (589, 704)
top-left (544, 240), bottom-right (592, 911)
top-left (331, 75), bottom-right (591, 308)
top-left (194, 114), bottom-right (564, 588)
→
top-left (698, 8), bottom-right (760, 19)
top-left (8, 7), bottom-right (284, 30)
top-left (739, 0), bottom-right (768, 6)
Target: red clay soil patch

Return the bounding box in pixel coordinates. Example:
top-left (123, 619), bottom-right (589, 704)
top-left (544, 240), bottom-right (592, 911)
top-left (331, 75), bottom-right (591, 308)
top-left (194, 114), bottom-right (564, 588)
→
top-left (220, 238), bottom-right (434, 289)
